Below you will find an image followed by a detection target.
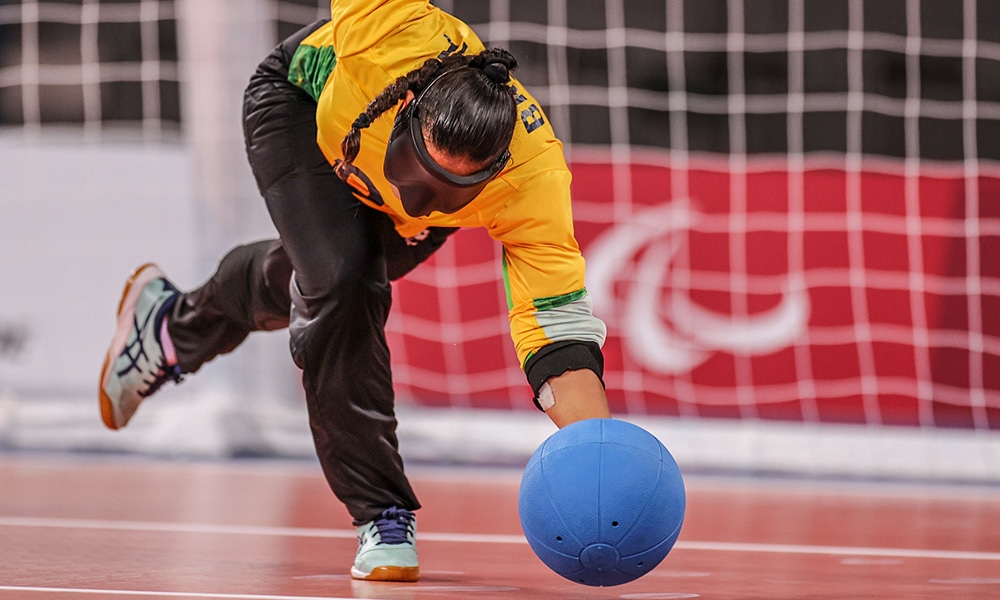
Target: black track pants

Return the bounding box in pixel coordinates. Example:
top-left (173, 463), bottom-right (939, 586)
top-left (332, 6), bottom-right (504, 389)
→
top-left (164, 20), bottom-right (452, 524)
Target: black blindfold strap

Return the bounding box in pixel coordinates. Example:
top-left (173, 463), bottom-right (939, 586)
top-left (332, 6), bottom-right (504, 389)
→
top-left (383, 67), bottom-right (511, 216)
top-left (404, 71), bottom-right (507, 186)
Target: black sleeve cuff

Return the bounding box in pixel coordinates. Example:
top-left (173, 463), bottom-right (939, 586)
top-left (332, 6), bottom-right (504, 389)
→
top-left (524, 341), bottom-right (606, 411)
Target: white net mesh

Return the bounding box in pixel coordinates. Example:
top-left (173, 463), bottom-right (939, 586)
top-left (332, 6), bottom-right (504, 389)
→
top-left (0, 0), bottom-right (181, 140)
top-left (359, 1), bottom-right (1000, 434)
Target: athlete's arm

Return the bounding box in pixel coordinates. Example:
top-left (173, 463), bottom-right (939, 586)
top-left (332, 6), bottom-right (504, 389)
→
top-left (488, 165), bottom-right (610, 423)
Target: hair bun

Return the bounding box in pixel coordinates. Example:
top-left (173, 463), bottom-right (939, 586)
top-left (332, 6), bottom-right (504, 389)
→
top-left (482, 60), bottom-right (510, 83)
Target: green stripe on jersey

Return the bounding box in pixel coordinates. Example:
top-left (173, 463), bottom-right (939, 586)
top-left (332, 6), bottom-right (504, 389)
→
top-left (288, 45), bottom-right (337, 102)
top-left (533, 289), bottom-right (587, 311)
top-left (502, 249), bottom-right (514, 311)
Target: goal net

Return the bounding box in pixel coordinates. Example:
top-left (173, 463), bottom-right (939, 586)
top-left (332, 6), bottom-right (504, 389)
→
top-left (398, 0), bottom-right (1000, 431)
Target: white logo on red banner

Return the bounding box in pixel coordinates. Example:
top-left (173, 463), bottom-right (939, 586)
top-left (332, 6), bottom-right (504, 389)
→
top-left (586, 200), bottom-right (810, 374)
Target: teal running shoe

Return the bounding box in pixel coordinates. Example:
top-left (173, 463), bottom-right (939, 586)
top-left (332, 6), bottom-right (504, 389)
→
top-left (99, 263), bottom-right (181, 430)
top-left (351, 507), bottom-right (419, 582)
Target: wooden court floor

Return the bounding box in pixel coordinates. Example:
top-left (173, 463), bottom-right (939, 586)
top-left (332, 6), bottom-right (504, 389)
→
top-left (1, 453), bottom-right (999, 599)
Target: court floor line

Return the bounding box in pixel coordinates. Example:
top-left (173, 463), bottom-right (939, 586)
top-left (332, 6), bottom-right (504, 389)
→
top-left (676, 541), bottom-right (1000, 561)
top-left (3, 515), bottom-right (999, 562)
top-left (0, 587), bottom-right (353, 599)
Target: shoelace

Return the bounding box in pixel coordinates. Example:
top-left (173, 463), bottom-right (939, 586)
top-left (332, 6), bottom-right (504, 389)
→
top-left (139, 362), bottom-right (183, 398)
top-left (372, 507), bottom-right (415, 545)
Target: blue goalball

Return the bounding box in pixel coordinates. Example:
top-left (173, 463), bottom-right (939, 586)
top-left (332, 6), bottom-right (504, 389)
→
top-left (518, 418), bottom-right (686, 587)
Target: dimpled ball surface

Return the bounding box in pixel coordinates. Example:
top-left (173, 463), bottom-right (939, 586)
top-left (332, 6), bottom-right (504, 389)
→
top-left (518, 418), bottom-right (686, 587)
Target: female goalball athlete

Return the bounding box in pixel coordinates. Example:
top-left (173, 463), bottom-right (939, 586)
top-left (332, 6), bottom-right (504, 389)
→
top-left (100, 0), bottom-right (609, 581)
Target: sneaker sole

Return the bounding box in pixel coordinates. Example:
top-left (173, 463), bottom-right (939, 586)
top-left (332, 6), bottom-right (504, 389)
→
top-left (350, 566), bottom-right (420, 582)
top-left (98, 263), bottom-right (165, 430)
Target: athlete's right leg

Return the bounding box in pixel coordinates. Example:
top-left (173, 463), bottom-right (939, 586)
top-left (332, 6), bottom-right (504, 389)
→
top-left (168, 239), bottom-right (292, 374)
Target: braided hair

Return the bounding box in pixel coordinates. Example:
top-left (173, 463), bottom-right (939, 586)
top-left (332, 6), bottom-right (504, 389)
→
top-left (339, 47), bottom-right (519, 175)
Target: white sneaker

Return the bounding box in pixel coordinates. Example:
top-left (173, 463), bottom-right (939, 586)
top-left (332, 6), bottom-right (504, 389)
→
top-left (350, 507), bottom-right (419, 582)
top-left (99, 263), bottom-right (181, 430)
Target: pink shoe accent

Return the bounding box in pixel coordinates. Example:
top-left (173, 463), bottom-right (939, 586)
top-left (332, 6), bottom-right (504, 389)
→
top-left (160, 317), bottom-right (178, 367)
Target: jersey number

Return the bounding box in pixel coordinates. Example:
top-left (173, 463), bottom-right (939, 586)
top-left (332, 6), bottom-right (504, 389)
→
top-left (513, 87), bottom-right (545, 133)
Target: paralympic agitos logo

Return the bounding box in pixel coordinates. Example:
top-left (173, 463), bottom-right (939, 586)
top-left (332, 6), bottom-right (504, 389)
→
top-left (585, 198), bottom-right (810, 374)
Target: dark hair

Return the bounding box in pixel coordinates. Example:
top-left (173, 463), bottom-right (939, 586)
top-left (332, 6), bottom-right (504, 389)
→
top-left (339, 47), bottom-right (519, 174)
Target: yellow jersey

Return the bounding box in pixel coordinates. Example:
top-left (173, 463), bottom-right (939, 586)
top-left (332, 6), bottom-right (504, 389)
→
top-left (292, 0), bottom-right (606, 369)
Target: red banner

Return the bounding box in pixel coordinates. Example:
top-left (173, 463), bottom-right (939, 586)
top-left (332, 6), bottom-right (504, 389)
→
top-left (389, 158), bottom-right (1000, 430)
